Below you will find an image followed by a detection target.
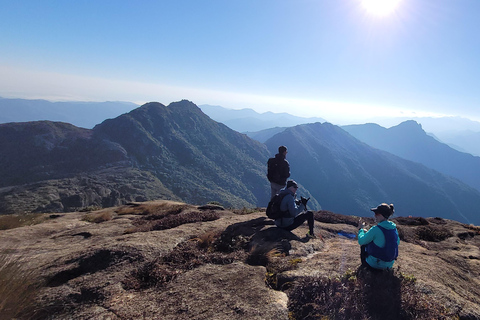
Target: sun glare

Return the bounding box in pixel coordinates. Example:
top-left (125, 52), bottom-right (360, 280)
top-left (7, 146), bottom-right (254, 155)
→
top-left (361, 0), bottom-right (402, 16)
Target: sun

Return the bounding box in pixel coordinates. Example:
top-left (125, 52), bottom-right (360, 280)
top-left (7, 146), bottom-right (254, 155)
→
top-left (361, 0), bottom-right (402, 16)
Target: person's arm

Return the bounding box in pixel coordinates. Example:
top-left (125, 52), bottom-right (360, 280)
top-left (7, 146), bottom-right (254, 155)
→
top-left (279, 160), bottom-right (290, 181)
top-left (282, 194), bottom-right (303, 217)
top-left (358, 225), bottom-right (378, 245)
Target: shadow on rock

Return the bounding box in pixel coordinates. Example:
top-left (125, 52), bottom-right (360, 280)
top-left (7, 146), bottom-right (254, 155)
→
top-left (215, 217), bottom-right (304, 267)
top-left (356, 266), bottom-right (403, 319)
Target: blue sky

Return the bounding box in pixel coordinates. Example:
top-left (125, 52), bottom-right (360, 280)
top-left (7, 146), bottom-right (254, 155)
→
top-left (1, 0), bottom-right (480, 124)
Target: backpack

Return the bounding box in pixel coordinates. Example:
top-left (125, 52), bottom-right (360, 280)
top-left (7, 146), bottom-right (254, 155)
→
top-left (366, 226), bottom-right (399, 262)
top-left (267, 157), bottom-right (280, 182)
top-left (266, 193), bottom-right (289, 220)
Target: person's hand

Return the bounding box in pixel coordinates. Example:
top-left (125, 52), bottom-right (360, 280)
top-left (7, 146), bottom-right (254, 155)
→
top-left (295, 199), bottom-right (301, 206)
top-left (358, 218), bottom-right (366, 231)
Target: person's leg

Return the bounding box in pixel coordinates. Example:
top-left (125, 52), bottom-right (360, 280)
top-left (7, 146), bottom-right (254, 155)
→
top-left (305, 211), bottom-right (314, 234)
top-left (283, 211), bottom-right (314, 234)
top-left (270, 182), bottom-right (284, 199)
top-left (360, 245), bottom-right (368, 267)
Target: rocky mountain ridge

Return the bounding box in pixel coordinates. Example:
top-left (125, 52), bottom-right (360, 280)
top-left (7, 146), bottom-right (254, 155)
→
top-left (0, 100), bottom-right (271, 212)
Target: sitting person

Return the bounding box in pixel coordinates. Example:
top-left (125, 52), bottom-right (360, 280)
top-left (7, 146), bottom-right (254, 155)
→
top-left (358, 203), bottom-right (400, 270)
top-left (274, 180), bottom-right (316, 238)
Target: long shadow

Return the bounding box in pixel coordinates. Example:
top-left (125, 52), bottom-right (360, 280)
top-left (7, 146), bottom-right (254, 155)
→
top-left (357, 266), bottom-right (403, 320)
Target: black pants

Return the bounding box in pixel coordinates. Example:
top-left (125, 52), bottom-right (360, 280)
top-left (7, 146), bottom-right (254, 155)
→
top-left (282, 211), bottom-right (315, 234)
top-left (360, 245), bottom-right (368, 267)
top-left (360, 245), bottom-right (384, 272)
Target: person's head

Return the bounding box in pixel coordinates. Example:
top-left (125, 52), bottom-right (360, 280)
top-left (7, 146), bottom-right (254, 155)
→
top-left (278, 145), bottom-right (287, 156)
top-left (371, 203), bottom-right (394, 222)
top-left (286, 180), bottom-right (298, 193)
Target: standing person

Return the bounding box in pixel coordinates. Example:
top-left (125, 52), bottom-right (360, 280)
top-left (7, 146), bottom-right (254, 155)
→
top-left (274, 180), bottom-right (316, 238)
top-left (267, 145), bottom-right (290, 199)
top-left (358, 203), bottom-right (400, 270)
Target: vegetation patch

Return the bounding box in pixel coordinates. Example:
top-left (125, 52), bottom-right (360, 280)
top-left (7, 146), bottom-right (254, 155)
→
top-left (124, 231), bottom-right (247, 289)
top-left (314, 211), bottom-right (370, 227)
top-left (125, 218), bottom-right (301, 292)
top-left (416, 225), bottom-right (453, 242)
top-left (82, 210), bottom-right (113, 223)
top-left (465, 224), bottom-right (480, 234)
top-left (121, 201), bottom-right (222, 233)
top-left (394, 216), bottom-right (429, 226)
top-left (115, 201), bottom-right (191, 217)
top-left (287, 268), bottom-right (453, 320)
top-left (125, 210), bottom-right (221, 233)
top-left (0, 213), bottom-right (47, 230)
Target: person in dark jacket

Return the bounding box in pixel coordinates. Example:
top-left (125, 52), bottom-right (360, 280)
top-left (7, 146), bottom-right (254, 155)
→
top-left (358, 203), bottom-right (400, 270)
top-left (267, 145), bottom-right (290, 199)
top-left (274, 180), bottom-right (316, 238)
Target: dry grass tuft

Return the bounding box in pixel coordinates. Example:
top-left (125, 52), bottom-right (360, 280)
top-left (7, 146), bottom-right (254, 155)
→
top-left (0, 254), bottom-right (43, 319)
top-left (192, 230), bottom-right (220, 250)
top-left (116, 201), bottom-right (192, 217)
top-left (82, 210), bottom-right (113, 223)
top-left (121, 201), bottom-right (222, 234)
top-left (465, 224), bottom-right (480, 234)
top-left (0, 213), bottom-right (47, 230)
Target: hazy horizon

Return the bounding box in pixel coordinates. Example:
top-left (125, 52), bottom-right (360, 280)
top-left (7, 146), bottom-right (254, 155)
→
top-left (2, 1), bottom-right (480, 124)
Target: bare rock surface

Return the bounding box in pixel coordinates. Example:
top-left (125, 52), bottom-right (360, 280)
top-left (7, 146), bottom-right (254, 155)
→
top-left (1, 201), bottom-right (480, 319)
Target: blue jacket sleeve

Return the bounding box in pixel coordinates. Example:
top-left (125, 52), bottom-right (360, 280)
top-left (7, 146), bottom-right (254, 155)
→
top-left (281, 193), bottom-right (304, 218)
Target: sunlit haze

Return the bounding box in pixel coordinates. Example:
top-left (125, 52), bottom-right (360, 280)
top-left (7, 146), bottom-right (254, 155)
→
top-left (361, 0), bottom-right (402, 16)
top-left (1, 1), bottom-right (480, 125)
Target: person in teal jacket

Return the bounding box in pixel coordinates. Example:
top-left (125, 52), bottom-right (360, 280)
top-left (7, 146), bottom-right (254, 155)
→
top-left (358, 203), bottom-right (399, 270)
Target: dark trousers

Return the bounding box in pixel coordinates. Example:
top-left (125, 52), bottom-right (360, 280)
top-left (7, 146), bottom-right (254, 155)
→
top-left (282, 211), bottom-right (315, 234)
top-left (360, 245), bottom-right (368, 267)
top-left (360, 245), bottom-right (382, 272)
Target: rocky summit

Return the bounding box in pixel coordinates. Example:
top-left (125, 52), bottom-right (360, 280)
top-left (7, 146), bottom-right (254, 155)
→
top-left (1, 201), bottom-right (479, 319)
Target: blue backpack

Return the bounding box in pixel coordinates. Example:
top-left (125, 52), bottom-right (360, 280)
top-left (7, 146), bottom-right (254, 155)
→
top-left (366, 225), bottom-right (399, 262)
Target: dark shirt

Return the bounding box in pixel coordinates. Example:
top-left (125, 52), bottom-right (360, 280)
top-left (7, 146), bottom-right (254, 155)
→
top-left (268, 153), bottom-right (290, 185)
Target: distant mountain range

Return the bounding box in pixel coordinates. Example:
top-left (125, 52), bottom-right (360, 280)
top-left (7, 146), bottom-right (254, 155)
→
top-left (199, 104), bottom-right (325, 132)
top-left (0, 97), bottom-right (138, 128)
top-left (199, 104), bottom-right (480, 157)
top-left (342, 121), bottom-right (480, 193)
top-left (2, 97), bottom-right (480, 155)
top-left (1, 100), bottom-right (480, 225)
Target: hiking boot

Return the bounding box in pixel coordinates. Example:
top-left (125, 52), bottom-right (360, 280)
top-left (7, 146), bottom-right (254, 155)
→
top-left (306, 231), bottom-right (317, 239)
